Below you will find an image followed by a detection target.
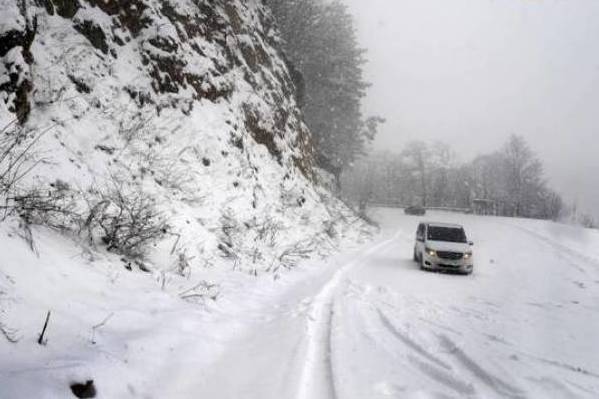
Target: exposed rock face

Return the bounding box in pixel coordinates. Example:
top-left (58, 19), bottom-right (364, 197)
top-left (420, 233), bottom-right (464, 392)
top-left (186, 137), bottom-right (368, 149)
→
top-left (1, 0), bottom-right (312, 168)
top-left (0, 1), bottom-right (36, 123)
top-left (0, 0), bottom-right (358, 273)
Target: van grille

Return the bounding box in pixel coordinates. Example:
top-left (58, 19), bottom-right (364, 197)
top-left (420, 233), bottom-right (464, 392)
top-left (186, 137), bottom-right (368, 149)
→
top-left (436, 251), bottom-right (463, 260)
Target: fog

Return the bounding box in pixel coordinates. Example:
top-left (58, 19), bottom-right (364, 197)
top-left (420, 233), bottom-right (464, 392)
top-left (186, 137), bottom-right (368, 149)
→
top-left (343, 0), bottom-right (599, 218)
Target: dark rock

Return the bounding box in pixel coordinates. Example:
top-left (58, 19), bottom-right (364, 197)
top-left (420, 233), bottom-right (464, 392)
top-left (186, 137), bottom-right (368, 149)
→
top-left (94, 144), bottom-right (115, 155)
top-left (231, 136), bottom-right (243, 150)
top-left (35, 0), bottom-right (55, 15)
top-left (224, 2), bottom-right (243, 34)
top-left (86, 0), bottom-right (150, 37)
top-left (0, 12), bottom-right (37, 123)
top-left (70, 380), bottom-right (96, 398)
top-left (73, 20), bottom-right (108, 54)
top-left (0, 30), bottom-right (26, 57)
top-left (243, 105), bottom-right (282, 164)
top-left (68, 75), bottom-right (91, 93)
top-left (54, 0), bottom-right (80, 19)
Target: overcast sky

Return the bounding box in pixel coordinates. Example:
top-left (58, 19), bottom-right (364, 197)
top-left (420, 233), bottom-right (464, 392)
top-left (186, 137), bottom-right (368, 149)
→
top-left (343, 0), bottom-right (599, 217)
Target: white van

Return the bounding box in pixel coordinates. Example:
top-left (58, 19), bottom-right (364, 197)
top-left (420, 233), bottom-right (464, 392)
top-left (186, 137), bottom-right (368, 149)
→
top-left (414, 222), bottom-right (474, 275)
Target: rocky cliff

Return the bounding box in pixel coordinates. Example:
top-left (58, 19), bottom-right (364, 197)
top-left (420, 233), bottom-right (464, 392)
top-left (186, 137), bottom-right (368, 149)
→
top-left (0, 0), bottom-right (364, 275)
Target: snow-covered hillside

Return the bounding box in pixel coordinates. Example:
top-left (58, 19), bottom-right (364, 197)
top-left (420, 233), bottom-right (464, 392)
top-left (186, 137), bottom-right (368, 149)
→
top-left (0, 0), bottom-right (367, 273)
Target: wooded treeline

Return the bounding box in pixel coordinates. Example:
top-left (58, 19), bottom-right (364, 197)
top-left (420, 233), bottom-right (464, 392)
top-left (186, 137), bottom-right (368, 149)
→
top-left (265, 2), bottom-right (595, 227)
top-left (342, 135), bottom-right (576, 222)
top-left (266, 0), bottom-right (383, 187)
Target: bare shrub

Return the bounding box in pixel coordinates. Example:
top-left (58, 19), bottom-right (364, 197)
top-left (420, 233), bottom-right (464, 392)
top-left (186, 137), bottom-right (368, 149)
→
top-left (323, 220), bottom-right (337, 239)
top-left (580, 214), bottom-right (597, 229)
top-left (152, 154), bottom-right (197, 192)
top-left (276, 238), bottom-right (316, 271)
top-left (84, 178), bottom-right (168, 258)
top-left (8, 180), bottom-right (78, 230)
top-left (174, 250), bottom-right (193, 277)
top-left (218, 211), bottom-right (239, 260)
top-left (0, 180), bottom-right (84, 257)
top-left (118, 110), bottom-right (155, 146)
top-left (0, 122), bottom-right (169, 261)
top-left (0, 121), bottom-right (50, 198)
top-left (0, 122), bottom-right (76, 249)
top-left (255, 217), bottom-right (282, 248)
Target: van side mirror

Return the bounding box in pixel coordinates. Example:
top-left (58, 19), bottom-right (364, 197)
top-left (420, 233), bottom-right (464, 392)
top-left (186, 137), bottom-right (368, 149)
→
top-left (469, 241), bottom-right (474, 246)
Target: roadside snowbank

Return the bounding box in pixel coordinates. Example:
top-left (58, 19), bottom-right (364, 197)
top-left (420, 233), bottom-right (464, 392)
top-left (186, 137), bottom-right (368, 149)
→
top-left (0, 214), bottom-right (372, 398)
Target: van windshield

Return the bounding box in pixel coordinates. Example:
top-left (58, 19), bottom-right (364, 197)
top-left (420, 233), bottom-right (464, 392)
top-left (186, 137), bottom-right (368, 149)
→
top-left (427, 226), bottom-right (467, 243)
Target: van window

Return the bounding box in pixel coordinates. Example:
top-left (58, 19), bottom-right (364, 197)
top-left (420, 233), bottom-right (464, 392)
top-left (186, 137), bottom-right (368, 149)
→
top-left (427, 226), bottom-right (467, 243)
top-left (416, 224), bottom-right (424, 239)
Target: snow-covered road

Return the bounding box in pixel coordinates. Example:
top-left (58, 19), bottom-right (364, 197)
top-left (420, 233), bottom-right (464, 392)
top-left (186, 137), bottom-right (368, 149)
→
top-left (172, 208), bottom-right (599, 399)
top-left (4, 208), bottom-right (599, 399)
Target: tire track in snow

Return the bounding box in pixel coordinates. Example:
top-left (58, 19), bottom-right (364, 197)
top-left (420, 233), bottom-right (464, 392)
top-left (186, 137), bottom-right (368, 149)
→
top-left (376, 309), bottom-right (477, 396)
top-left (377, 309), bottom-right (452, 371)
top-left (295, 234), bottom-right (399, 399)
top-left (516, 351), bottom-right (599, 380)
top-left (408, 355), bottom-right (476, 396)
top-left (507, 223), bottom-right (599, 276)
top-left (438, 334), bottom-right (526, 399)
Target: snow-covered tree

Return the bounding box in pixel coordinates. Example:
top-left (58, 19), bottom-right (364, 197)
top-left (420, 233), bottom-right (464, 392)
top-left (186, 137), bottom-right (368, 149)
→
top-left (400, 141), bottom-right (430, 207)
top-left (501, 135), bottom-right (546, 217)
top-left (341, 137), bottom-right (565, 221)
top-left (266, 0), bottom-right (383, 188)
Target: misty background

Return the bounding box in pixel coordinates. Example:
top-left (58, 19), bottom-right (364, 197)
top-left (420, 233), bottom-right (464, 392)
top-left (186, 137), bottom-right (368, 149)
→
top-left (343, 0), bottom-right (599, 218)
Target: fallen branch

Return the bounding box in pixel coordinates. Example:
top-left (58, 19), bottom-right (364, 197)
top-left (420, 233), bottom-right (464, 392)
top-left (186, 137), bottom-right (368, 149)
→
top-left (38, 310), bottom-right (51, 345)
top-left (169, 232), bottom-right (181, 255)
top-left (90, 313), bottom-right (114, 344)
top-left (178, 281), bottom-right (219, 302)
top-left (178, 281), bottom-right (215, 297)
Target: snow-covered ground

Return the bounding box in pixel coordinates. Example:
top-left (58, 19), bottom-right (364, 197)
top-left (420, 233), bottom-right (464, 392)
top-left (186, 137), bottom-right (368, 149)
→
top-left (2, 208), bottom-right (599, 398)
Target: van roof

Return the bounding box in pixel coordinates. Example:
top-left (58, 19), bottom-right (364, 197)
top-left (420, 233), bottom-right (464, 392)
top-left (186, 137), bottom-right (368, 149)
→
top-left (424, 222), bottom-right (464, 229)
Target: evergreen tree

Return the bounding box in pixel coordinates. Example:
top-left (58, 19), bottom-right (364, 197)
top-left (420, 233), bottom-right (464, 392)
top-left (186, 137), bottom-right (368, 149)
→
top-left (266, 0), bottom-right (383, 188)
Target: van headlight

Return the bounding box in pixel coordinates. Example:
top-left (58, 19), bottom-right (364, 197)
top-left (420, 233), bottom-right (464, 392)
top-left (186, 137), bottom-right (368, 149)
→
top-left (463, 251), bottom-right (473, 259)
top-left (426, 247), bottom-right (436, 257)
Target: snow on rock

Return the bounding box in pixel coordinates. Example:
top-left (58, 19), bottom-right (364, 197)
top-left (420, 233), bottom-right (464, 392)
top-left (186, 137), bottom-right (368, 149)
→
top-left (0, 0), bottom-right (25, 33)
